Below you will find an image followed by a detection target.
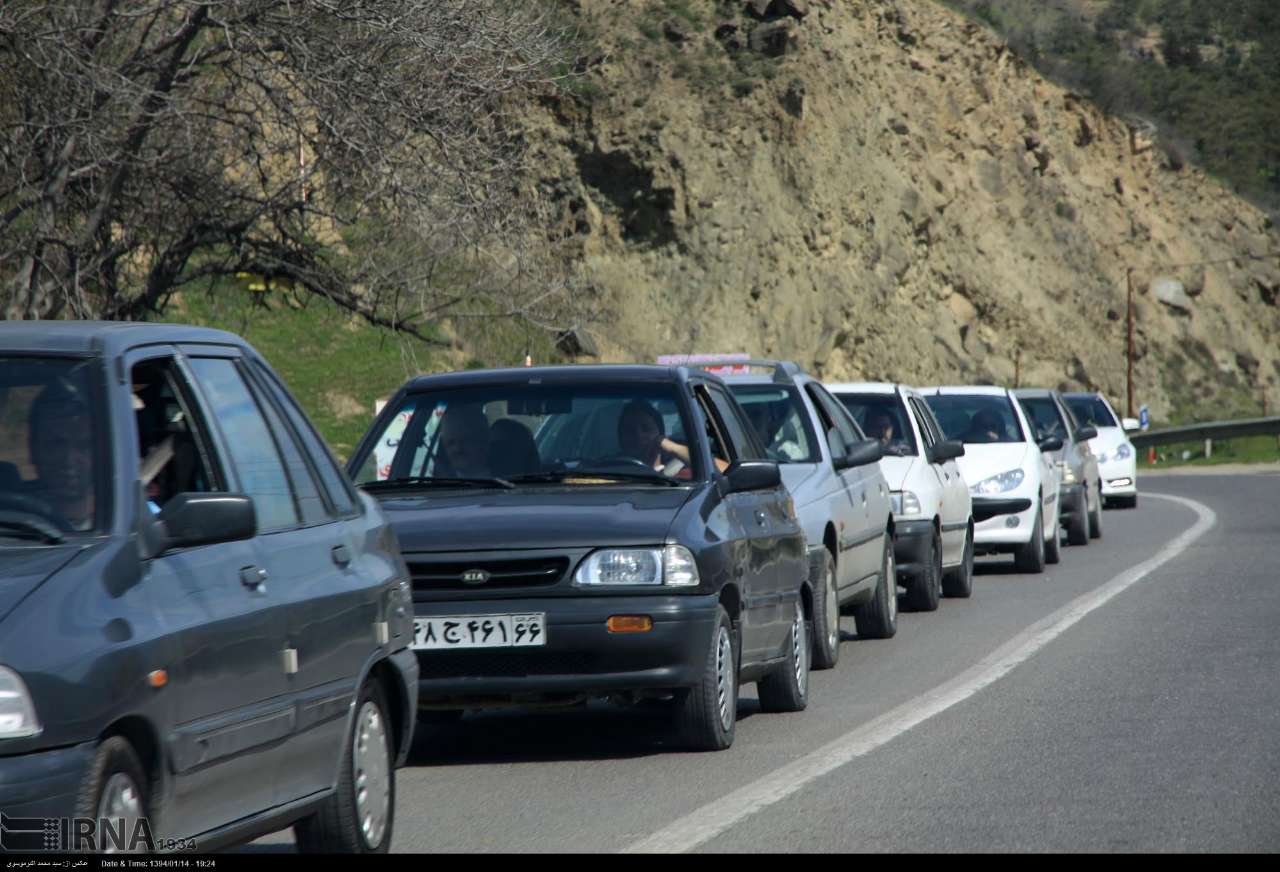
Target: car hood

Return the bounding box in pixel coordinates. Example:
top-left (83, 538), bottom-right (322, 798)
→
top-left (0, 545), bottom-right (85, 626)
top-left (372, 486), bottom-right (697, 552)
top-left (955, 443), bottom-right (1032, 487)
top-left (877, 455), bottom-right (918, 492)
top-left (1088, 426), bottom-right (1130, 455)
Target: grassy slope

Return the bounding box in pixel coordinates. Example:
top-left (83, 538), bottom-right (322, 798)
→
top-left (1138, 434), bottom-right (1280, 467)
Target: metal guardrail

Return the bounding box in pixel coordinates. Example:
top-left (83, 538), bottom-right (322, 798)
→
top-left (1129, 416), bottom-right (1280, 449)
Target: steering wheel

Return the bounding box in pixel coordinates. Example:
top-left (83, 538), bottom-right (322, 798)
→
top-left (590, 455), bottom-right (661, 473)
top-left (0, 492), bottom-right (74, 535)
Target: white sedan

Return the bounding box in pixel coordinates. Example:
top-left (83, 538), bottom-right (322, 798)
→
top-left (1063, 392), bottom-right (1139, 508)
top-left (919, 386), bottom-right (1062, 574)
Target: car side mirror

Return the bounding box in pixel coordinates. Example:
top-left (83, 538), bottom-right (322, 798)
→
top-left (1075, 426), bottom-right (1098, 442)
top-left (838, 439), bottom-right (883, 469)
top-left (724, 460), bottom-right (782, 493)
top-left (157, 493), bottom-right (257, 552)
top-left (1121, 417), bottom-right (1140, 432)
top-left (928, 440), bottom-right (965, 463)
top-left (1039, 436), bottom-right (1064, 452)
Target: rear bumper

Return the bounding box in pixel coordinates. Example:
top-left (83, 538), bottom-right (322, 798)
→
top-left (412, 594), bottom-right (720, 704)
top-left (892, 520), bottom-right (933, 580)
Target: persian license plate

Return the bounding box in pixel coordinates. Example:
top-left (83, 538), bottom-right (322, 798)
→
top-left (412, 614), bottom-right (546, 650)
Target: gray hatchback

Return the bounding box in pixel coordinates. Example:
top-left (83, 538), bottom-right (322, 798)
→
top-left (0, 322), bottom-right (417, 853)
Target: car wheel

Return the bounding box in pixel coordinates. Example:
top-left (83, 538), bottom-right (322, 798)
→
top-left (852, 532), bottom-right (898, 639)
top-left (1088, 485), bottom-right (1103, 539)
top-left (1014, 507), bottom-right (1046, 573)
top-left (941, 525), bottom-right (974, 598)
top-left (1121, 494), bottom-right (1139, 509)
top-left (757, 596), bottom-right (810, 713)
top-left (74, 737), bottom-right (150, 853)
top-left (1044, 511), bottom-right (1062, 565)
top-left (810, 549), bottom-right (840, 670)
top-left (1067, 490), bottom-right (1090, 546)
top-left (296, 679), bottom-right (395, 853)
top-left (903, 527), bottom-right (942, 612)
top-left (674, 606), bottom-right (737, 751)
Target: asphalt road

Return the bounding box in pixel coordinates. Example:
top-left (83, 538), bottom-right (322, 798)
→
top-left (245, 472), bottom-right (1280, 853)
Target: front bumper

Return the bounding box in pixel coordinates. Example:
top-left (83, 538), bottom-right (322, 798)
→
top-left (973, 488), bottom-right (1051, 548)
top-left (1099, 458), bottom-right (1138, 496)
top-left (412, 594), bottom-right (721, 703)
top-left (0, 740), bottom-right (95, 822)
top-left (892, 519), bottom-right (934, 580)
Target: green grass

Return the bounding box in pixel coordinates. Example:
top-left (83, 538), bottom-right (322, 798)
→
top-left (1138, 434), bottom-right (1280, 468)
top-left (156, 282), bottom-right (439, 461)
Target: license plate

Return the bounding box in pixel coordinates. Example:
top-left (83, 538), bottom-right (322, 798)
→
top-left (412, 614), bottom-right (546, 650)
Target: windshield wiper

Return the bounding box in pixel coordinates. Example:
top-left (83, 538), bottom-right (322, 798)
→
top-left (508, 470), bottom-right (682, 487)
top-left (362, 475), bottom-right (514, 491)
top-left (0, 518), bottom-right (65, 544)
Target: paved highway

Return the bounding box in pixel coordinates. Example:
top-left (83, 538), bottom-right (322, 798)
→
top-left (244, 472), bottom-right (1280, 853)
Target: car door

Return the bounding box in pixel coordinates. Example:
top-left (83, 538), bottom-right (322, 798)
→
top-left (129, 347), bottom-right (292, 839)
top-left (909, 395), bottom-right (967, 565)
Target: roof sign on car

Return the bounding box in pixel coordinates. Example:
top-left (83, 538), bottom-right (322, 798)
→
top-left (657, 353), bottom-right (751, 375)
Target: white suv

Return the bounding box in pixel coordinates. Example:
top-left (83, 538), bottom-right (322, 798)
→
top-left (919, 386), bottom-right (1062, 574)
top-left (1063, 392), bottom-right (1138, 509)
top-left (829, 383), bottom-right (975, 609)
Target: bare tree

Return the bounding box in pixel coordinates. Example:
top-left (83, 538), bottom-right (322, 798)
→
top-left (0, 0), bottom-right (583, 341)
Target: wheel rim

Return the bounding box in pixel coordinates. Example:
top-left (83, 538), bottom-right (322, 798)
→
top-left (97, 773), bottom-right (143, 854)
top-left (715, 625), bottom-right (735, 731)
top-left (792, 602), bottom-right (809, 695)
top-left (886, 546), bottom-right (898, 623)
top-left (824, 561), bottom-right (839, 651)
top-left (353, 699), bottom-right (391, 849)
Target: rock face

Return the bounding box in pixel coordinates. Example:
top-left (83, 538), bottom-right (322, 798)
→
top-left (525, 0), bottom-right (1280, 421)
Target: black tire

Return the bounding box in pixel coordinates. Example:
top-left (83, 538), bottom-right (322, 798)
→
top-left (852, 532), bottom-right (898, 639)
top-left (673, 606), bottom-right (738, 751)
top-left (1067, 490), bottom-right (1090, 546)
top-left (810, 549), bottom-right (840, 670)
top-left (1088, 485), bottom-right (1103, 539)
top-left (1045, 511), bottom-right (1062, 565)
top-left (74, 736), bottom-right (150, 853)
top-left (941, 525), bottom-right (974, 598)
top-left (757, 596), bottom-right (810, 713)
top-left (295, 679), bottom-right (396, 853)
top-left (1014, 507), bottom-right (1046, 573)
top-left (903, 528), bottom-right (942, 612)
top-left (1120, 494), bottom-right (1139, 509)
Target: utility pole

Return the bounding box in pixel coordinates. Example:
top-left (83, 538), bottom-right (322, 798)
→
top-left (1126, 266), bottom-right (1135, 418)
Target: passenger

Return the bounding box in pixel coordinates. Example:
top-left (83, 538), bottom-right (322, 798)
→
top-left (964, 409), bottom-right (1004, 444)
top-left (865, 410), bottom-right (895, 446)
top-left (27, 382), bottom-right (94, 530)
top-left (617, 400), bottom-right (729, 474)
top-left (746, 402), bottom-right (804, 461)
top-left (437, 404), bottom-right (492, 477)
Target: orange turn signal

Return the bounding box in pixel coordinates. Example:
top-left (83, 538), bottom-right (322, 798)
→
top-left (607, 615), bottom-right (653, 633)
top-left (147, 669), bottom-right (168, 688)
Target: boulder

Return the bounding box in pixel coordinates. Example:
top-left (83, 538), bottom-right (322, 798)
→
top-left (1151, 276), bottom-right (1193, 312)
top-left (749, 20), bottom-right (797, 57)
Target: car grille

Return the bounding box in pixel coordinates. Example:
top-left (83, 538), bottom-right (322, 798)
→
top-left (408, 556), bottom-right (570, 594)
top-left (416, 650), bottom-right (599, 679)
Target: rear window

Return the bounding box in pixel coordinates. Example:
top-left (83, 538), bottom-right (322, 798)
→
top-left (925, 394), bottom-right (1026, 444)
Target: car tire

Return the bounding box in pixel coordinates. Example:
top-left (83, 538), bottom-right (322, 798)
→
top-left (903, 528), bottom-right (942, 612)
top-left (1067, 490), bottom-right (1090, 546)
top-left (1044, 513), bottom-right (1062, 565)
top-left (941, 525), bottom-right (974, 598)
top-left (673, 606), bottom-right (738, 751)
top-left (757, 596), bottom-right (810, 713)
top-left (1088, 486), bottom-right (1104, 539)
top-left (810, 549), bottom-right (840, 670)
top-left (1014, 507), bottom-right (1046, 574)
top-left (295, 679), bottom-right (395, 853)
top-left (1120, 494), bottom-right (1139, 509)
top-left (74, 736), bottom-right (150, 853)
top-left (852, 532), bottom-right (898, 639)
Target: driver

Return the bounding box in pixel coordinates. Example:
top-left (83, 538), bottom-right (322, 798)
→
top-left (964, 409), bottom-right (1004, 444)
top-left (27, 382), bottom-right (95, 530)
top-left (865, 409), bottom-right (896, 447)
top-left (617, 401), bottom-right (729, 474)
top-left (438, 404), bottom-right (492, 477)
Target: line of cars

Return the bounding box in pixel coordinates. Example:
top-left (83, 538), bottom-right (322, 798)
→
top-left (0, 322), bottom-right (1141, 852)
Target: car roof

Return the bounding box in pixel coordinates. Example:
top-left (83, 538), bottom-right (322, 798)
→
top-left (0, 320), bottom-right (249, 356)
top-left (917, 385), bottom-right (1011, 397)
top-left (1013, 388), bottom-right (1058, 399)
top-left (825, 382), bottom-right (899, 395)
top-left (401, 364), bottom-right (710, 393)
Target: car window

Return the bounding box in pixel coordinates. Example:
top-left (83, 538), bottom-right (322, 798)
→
top-left (1065, 395), bottom-right (1119, 429)
top-left (247, 372), bottom-right (328, 526)
top-left (130, 357), bottom-right (223, 519)
top-left (353, 381), bottom-right (699, 484)
top-left (188, 357), bottom-right (300, 531)
top-left (725, 384), bottom-right (819, 463)
top-left (909, 397), bottom-right (944, 449)
top-left (0, 356), bottom-right (110, 537)
top-left (836, 392), bottom-right (918, 457)
top-left (805, 383), bottom-right (861, 459)
top-left (707, 384), bottom-right (764, 461)
top-left (1017, 397), bottom-right (1068, 441)
top-left (925, 394), bottom-right (1027, 444)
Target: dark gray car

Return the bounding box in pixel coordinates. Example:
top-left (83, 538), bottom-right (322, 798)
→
top-left (0, 322), bottom-right (417, 853)
top-left (1014, 388), bottom-right (1103, 546)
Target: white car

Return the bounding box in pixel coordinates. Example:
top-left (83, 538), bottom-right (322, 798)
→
top-left (1064, 392), bottom-right (1139, 508)
top-left (829, 382), bottom-right (975, 609)
top-left (919, 386), bottom-right (1062, 573)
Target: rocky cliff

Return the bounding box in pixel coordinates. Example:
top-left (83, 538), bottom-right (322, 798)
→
top-left (525, 0), bottom-right (1280, 421)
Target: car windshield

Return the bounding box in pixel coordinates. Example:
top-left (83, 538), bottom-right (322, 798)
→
top-left (353, 381), bottom-right (700, 486)
top-left (0, 356), bottom-right (108, 540)
top-left (1065, 395), bottom-right (1118, 429)
top-left (726, 384), bottom-right (820, 463)
top-left (1017, 396), bottom-right (1069, 441)
top-left (925, 394), bottom-right (1026, 444)
top-left (834, 393), bottom-right (918, 456)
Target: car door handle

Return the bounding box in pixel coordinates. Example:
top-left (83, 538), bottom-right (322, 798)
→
top-left (859, 490), bottom-right (867, 504)
top-left (240, 566), bottom-right (268, 592)
top-left (332, 544), bottom-right (352, 568)
top-left (754, 510), bottom-right (768, 527)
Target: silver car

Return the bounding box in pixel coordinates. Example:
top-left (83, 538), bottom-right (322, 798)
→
top-left (1014, 388), bottom-right (1103, 546)
top-left (718, 361), bottom-right (896, 670)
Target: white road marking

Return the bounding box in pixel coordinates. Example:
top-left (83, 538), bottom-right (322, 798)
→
top-left (623, 493), bottom-right (1216, 854)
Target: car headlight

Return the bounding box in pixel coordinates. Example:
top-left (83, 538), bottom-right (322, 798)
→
top-left (891, 491), bottom-right (922, 516)
top-left (1058, 461), bottom-right (1078, 485)
top-left (971, 468), bottom-right (1025, 495)
top-left (573, 546), bottom-right (700, 587)
top-left (0, 667), bottom-right (41, 740)
top-left (1115, 444), bottom-right (1132, 460)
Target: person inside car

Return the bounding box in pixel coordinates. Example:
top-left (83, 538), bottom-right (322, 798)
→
top-left (437, 403), bottom-right (492, 477)
top-left (963, 409), bottom-right (1005, 444)
top-left (616, 400), bottom-right (729, 475)
top-left (27, 382), bottom-right (95, 530)
top-left (865, 409), bottom-right (895, 446)
top-left (745, 402), bottom-right (804, 462)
